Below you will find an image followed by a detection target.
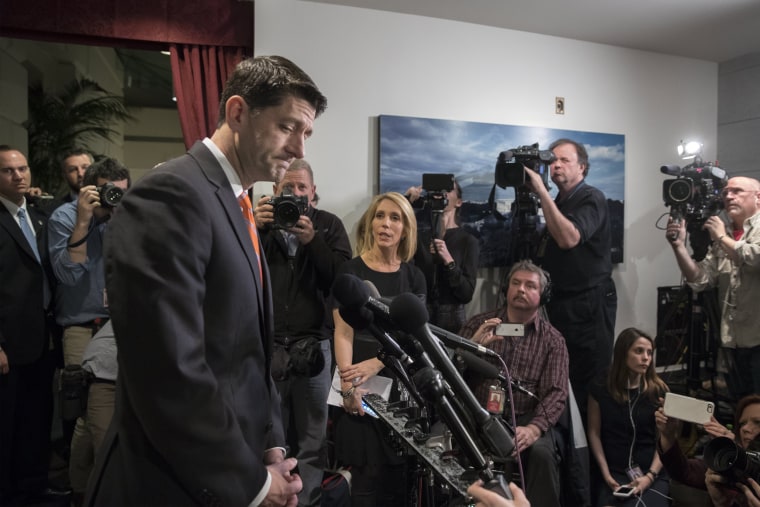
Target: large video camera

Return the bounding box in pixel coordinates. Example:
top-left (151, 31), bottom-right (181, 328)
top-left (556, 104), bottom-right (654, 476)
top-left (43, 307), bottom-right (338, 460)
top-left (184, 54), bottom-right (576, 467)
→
top-left (421, 173), bottom-right (455, 213)
top-left (494, 143), bottom-right (554, 190)
top-left (268, 192), bottom-right (308, 229)
top-left (494, 143), bottom-right (554, 262)
top-left (704, 436), bottom-right (760, 490)
top-left (661, 159), bottom-right (727, 226)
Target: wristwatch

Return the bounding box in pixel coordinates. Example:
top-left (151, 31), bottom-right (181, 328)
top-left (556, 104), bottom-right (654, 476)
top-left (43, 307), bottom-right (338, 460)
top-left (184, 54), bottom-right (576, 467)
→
top-left (445, 261), bottom-right (456, 271)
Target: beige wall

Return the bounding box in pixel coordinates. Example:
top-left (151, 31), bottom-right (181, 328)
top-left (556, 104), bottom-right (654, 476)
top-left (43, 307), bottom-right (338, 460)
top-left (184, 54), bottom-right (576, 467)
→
top-left (0, 37), bottom-right (183, 185)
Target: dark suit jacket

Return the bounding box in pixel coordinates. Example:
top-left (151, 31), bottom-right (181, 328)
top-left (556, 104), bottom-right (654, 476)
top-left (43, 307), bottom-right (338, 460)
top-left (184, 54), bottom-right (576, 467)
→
top-left (0, 198), bottom-right (50, 365)
top-left (89, 142), bottom-right (284, 506)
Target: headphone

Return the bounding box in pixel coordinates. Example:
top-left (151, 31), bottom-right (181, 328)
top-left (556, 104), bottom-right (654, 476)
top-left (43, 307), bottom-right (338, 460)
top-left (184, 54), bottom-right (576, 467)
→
top-left (539, 269), bottom-right (552, 306)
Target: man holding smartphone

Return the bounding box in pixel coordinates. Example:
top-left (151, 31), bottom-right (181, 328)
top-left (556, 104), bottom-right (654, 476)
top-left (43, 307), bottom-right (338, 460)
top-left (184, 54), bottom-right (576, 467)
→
top-left (460, 260), bottom-right (569, 506)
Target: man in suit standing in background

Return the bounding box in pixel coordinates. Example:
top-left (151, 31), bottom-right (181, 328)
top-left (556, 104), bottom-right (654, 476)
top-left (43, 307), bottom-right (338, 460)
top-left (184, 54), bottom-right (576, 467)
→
top-left (89, 55), bottom-right (327, 507)
top-left (0, 146), bottom-right (64, 505)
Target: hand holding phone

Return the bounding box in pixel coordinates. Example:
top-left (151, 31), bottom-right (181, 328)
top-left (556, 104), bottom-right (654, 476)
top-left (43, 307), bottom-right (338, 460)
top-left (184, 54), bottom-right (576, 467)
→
top-left (663, 392), bottom-right (714, 425)
top-left (613, 485), bottom-right (635, 498)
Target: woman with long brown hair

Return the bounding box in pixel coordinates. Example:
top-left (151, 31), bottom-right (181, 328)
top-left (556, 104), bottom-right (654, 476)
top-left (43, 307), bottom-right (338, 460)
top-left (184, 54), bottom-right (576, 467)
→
top-left (587, 327), bottom-right (670, 506)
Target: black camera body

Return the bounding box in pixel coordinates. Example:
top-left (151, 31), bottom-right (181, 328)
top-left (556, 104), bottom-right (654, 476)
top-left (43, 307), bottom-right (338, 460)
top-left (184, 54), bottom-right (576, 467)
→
top-left (269, 192), bottom-right (308, 229)
top-left (97, 183), bottom-right (124, 208)
top-left (495, 143), bottom-right (554, 190)
top-left (660, 160), bottom-right (727, 225)
top-left (421, 173), bottom-right (455, 213)
top-left (704, 436), bottom-right (760, 489)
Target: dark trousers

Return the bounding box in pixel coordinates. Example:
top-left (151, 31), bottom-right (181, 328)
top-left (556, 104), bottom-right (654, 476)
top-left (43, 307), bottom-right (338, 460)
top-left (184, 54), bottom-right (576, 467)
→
top-left (546, 277), bottom-right (617, 426)
top-left (732, 344), bottom-right (760, 398)
top-left (0, 351), bottom-right (55, 504)
top-left (505, 413), bottom-right (562, 506)
top-left (350, 463), bottom-right (406, 507)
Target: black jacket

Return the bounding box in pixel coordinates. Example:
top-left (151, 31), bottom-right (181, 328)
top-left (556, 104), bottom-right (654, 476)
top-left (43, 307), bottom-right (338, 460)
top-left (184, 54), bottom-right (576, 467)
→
top-left (0, 196), bottom-right (54, 365)
top-left (260, 206), bottom-right (351, 343)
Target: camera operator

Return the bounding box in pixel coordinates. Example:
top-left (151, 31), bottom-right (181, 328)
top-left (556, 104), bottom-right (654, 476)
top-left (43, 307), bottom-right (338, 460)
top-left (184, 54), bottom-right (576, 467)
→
top-left (406, 176), bottom-right (479, 332)
top-left (523, 138), bottom-right (617, 425)
top-left (47, 158), bottom-right (129, 503)
top-left (666, 176), bottom-right (760, 398)
top-left (254, 159), bottom-right (351, 506)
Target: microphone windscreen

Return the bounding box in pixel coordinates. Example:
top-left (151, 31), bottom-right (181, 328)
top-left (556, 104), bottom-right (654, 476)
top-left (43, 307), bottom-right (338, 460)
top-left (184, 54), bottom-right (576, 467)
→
top-left (363, 279), bottom-right (381, 299)
top-left (389, 293), bottom-right (429, 333)
top-left (339, 306), bottom-right (373, 330)
top-left (332, 273), bottom-right (370, 309)
top-left (458, 350), bottom-right (501, 379)
top-left (660, 165), bottom-right (682, 176)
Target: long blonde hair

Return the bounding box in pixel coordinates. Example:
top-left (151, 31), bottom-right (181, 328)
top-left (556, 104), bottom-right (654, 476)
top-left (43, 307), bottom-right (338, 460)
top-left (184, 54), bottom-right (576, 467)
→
top-left (355, 192), bottom-right (417, 262)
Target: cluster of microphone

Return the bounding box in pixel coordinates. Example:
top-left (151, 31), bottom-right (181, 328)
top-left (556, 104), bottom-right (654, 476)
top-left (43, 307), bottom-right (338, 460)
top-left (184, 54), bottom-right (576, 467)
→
top-left (332, 272), bottom-right (516, 497)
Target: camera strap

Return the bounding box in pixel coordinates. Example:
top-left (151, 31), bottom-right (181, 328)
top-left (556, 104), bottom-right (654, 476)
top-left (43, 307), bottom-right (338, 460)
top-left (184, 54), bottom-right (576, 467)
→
top-left (66, 218), bottom-right (100, 249)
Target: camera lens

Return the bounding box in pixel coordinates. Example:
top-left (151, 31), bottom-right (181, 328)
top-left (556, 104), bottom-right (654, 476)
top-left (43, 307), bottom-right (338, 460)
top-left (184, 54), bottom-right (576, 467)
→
top-left (667, 180), bottom-right (692, 203)
top-left (274, 201), bottom-right (301, 229)
top-left (99, 184), bottom-right (124, 207)
top-left (705, 438), bottom-right (741, 473)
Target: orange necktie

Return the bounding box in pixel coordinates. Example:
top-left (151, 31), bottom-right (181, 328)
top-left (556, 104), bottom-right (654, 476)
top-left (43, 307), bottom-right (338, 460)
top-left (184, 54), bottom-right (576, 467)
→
top-left (238, 192), bottom-right (263, 281)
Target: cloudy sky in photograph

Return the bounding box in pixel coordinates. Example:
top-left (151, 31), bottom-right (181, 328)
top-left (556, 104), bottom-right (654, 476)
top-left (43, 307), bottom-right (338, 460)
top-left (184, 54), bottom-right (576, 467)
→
top-left (378, 115), bottom-right (625, 202)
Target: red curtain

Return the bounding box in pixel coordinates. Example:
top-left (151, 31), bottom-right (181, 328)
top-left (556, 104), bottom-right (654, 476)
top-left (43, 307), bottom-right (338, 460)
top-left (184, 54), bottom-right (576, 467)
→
top-left (170, 44), bottom-right (248, 148)
top-left (0, 0), bottom-right (253, 48)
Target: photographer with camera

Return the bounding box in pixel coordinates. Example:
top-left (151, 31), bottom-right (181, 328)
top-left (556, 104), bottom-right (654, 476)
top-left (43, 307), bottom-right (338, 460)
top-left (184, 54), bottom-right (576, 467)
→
top-left (254, 159), bottom-right (351, 506)
top-left (406, 175), bottom-right (479, 333)
top-left (523, 138), bottom-right (617, 426)
top-left (656, 394), bottom-right (760, 506)
top-left (47, 157), bottom-right (129, 502)
top-left (666, 176), bottom-right (760, 399)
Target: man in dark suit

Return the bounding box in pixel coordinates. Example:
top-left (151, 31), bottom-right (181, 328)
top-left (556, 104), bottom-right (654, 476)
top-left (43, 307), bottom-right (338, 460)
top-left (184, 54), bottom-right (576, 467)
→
top-left (88, 56), bottom-right (327, 507)
top-left (0, 146), bottom-right (62, 504)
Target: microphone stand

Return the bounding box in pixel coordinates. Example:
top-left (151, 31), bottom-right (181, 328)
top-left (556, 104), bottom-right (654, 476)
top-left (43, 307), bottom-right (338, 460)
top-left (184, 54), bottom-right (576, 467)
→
top-left (361, 321), bottom-right (512, 498)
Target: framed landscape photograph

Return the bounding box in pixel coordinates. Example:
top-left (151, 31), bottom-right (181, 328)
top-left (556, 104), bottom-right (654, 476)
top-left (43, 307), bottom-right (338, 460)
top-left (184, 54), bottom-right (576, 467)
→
top-left (378, 114), bottom-right (625, 267)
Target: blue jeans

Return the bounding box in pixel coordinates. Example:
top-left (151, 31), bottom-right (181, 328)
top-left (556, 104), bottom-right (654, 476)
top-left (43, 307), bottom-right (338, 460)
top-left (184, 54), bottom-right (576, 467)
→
top-left (275, 340), bottom-right (332, 507)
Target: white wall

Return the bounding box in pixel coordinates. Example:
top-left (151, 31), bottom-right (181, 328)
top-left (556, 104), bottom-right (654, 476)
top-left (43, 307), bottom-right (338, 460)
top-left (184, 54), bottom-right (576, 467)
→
top-left (124, 106), bottom-right (185, 182)
top-left (254, 0), bottom-right (719, 337)
top-left (718, 53), bottom-right (760, 180)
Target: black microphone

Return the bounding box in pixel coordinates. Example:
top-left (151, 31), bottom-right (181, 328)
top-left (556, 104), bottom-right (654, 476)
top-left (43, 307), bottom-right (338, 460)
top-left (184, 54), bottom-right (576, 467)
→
top-left (456, 350), bottom-right (537, 398)
top-left (660, 165), bottom-right (683, 176)
top-left (390, 293), bottom-right (514, 458)
top-left (363, 280), bottom-right (395, 308)
top-left (429, 323), bottom-right (500, 358)
top-left (365, 278), bottom-right (500, 360)
top-left (338, 305), bottom-right (413, 370)
top-left (332, 273), bottom-right (394, 328)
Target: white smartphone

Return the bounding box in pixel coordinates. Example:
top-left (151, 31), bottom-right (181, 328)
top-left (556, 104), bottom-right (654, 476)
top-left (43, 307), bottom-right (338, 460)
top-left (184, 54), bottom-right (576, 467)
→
top-left (495, 323), bottom-right (524, 337)
top-left (663, 392), bottom-right (715, 425)
top-left (613, 485), bottom-right (635, 498)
